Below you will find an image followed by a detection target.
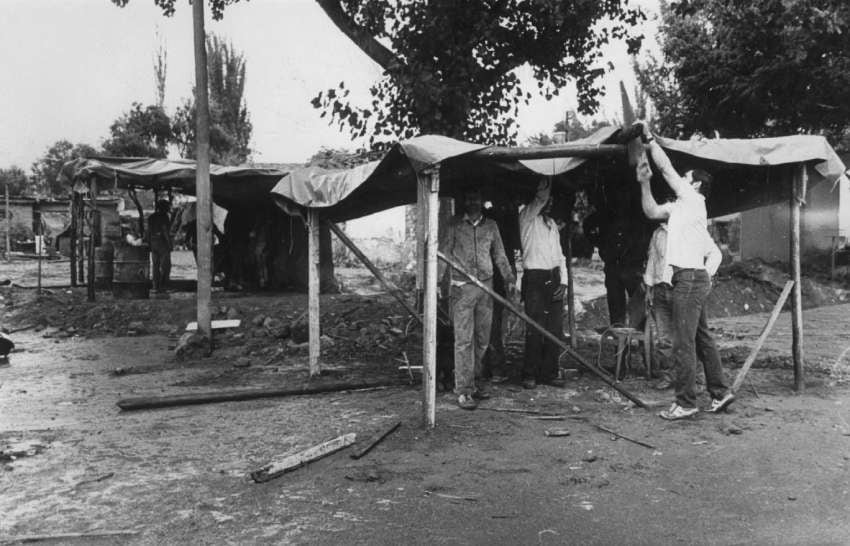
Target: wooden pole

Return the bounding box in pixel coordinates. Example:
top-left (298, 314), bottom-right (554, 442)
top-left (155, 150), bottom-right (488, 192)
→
top-left (470, 143), bottom-right (625, 161)
top-left (422, 168), bottom-right (440, 427)
top-left (565, 216), bottom-right (576, 348)
top-left (4, 183), bottom-right (9, 261)
top-left (87, 180), bottom-right (96, 302)
top-left (193, 0), bottom-right (213, 342)
top-left (731, 281), bottom-right (794, 394)
top-left (77, 195), bottom-right (85, 285)
top-left (415, 174), bottom-right (426, 297)
top-left (308, 209), bottom-right (321, 377)
top-left (327, 221), bottom-right (423, 325)
top-left (70, 194), bottom-right (77, 286)
top-left (790, 165), bottom-right (806, 391)
top-left (438, 250), bottom-right (647, 408)
top-left (37, 201), bottom-right (42, 295)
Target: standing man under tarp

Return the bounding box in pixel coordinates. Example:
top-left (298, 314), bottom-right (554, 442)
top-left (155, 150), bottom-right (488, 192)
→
top-left (636, 127), bottom-right (734, 420)
top-left (147, 200), bottom-right (172, 294)
top-left (519, 179), bottom-right (568, 390)
top-left (438, 187), bottom-right (517, 410)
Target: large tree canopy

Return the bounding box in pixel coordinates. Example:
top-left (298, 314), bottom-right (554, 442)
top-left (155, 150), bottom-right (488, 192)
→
top-left (637, 0), bottom-right (850, 141)
top-left (311, 0), bottom-right (645, 146)
top-left (114, 0), bottom-right (645, 147)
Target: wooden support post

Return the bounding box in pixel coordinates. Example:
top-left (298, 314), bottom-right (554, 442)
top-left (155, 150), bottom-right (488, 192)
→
top-left (422, 167), bottom-right (440, 428)
top-left (70, 194), bottom-right (77, 286)
top-left (87, 180), bottom-right (96, 302)
top-left (415, 175), bottom-right (426, 298)
top-left (193, 0), bottom-right (213, 343)
top-left (438, 250), bottom-right (647, 408)
top-left (4, 183), bottom-right (9, 261)
top-left (77, 195), bottom-right (85, 285)
top-left (565, 217), bottom-right (576, 348)
top-left (37, 201), bottom-right (42, 295)
top-left (327, 221), bottom-right (422, 325)
top-left (308, 208), bottom-right (321, 377)
top-left (790, 165), bottom-right (806, 391)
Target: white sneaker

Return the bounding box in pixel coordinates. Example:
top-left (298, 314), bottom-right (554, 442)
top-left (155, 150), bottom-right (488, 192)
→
top-left (707, 393), bottom-right (735, 413)
top-left (659, 403), bottom-right (699, 420)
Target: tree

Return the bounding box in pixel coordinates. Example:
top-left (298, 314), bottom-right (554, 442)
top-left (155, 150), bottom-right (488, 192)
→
top-left (311, 0), bottom-right (645, 146)
top-left (0, 167), bottom-right (32, 197)
top-left (172, 34), bottom-right (252, 165)
top-left (31, 141), bottom-right (98, 198)
top-left (113, 0), bottom-right (645, 148)
top-left (102, 102), bottom-right (173, 158)
top-left (637, 0), bottom-right (850, 141)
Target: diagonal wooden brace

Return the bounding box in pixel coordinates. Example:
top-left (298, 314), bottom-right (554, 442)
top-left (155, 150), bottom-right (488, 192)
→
top-left (437, 251), bottom-right (646, 408)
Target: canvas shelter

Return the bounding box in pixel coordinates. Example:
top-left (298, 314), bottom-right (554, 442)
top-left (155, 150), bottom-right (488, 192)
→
top-left (61, 129), bottom-right (848, 426)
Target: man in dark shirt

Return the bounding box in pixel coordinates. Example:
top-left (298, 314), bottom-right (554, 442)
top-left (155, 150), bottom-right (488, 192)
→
top-left (147, 200), bottom-right (172, 294)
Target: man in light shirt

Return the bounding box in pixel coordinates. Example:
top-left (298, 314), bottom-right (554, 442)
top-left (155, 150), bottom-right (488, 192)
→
top-left (438, 187), bottom-right (517, 410)
top-left (518, 179), bottom-right (568, 390)
top-left (637, 127), bottom-right (734, 420)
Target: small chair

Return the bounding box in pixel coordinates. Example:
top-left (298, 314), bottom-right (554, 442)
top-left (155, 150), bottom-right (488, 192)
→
top-left (599, 320), bottom-right (653, 382)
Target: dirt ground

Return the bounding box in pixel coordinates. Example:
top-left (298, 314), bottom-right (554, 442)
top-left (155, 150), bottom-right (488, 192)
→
top-left (2, 256), bottom-right (850, 545)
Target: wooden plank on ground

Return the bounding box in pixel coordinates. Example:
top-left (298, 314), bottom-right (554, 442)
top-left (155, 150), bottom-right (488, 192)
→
top-left (251, 433), bottom-right (356, 483)
top-left (185, 319), bottom-right (241, 331)
top-left (116, 380), bottom-right (407, 411)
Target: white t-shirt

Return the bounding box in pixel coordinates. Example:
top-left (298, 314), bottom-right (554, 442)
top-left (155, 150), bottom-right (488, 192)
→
top-left (661, 185), bottom-right (713, 271)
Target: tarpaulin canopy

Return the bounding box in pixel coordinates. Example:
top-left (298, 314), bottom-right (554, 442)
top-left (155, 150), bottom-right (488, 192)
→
top-left (61, 130), bottom-right (847, 222)
top-left (269, 130), bottom-right (846, 221)
top-left (60, 156), bottom-right (297, 209)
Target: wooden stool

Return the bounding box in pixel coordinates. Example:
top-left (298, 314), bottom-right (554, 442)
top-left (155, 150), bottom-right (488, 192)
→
top-left (601, 323), bottom-right (653, 381)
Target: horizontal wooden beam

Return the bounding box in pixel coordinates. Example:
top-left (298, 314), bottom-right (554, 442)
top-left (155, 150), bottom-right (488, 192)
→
top-left (470, 143), bottom-right (626, 161)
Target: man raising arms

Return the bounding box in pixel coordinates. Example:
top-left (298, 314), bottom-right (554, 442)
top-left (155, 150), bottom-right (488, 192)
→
top-left (636, 128), bottom-right (734, 420)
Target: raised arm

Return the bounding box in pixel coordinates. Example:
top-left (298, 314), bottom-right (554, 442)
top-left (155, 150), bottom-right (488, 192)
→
top-left (636, 153), bottom-right (671, 221)
top-left (641, 124), bottom-right (690, 197)
top-left (519, 178), bottom-right (551, 222)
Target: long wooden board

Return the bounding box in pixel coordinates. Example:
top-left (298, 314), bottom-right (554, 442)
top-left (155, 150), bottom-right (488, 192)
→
top-left (251, 433), bottom-right (356, 483)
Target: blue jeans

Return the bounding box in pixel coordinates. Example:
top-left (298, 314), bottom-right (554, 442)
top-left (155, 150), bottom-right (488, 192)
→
top-left (671, 269), bottom-right (729, 408)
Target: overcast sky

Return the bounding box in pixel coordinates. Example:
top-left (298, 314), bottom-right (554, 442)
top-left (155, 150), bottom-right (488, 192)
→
top-left (0, 0), bottom-right (659, 172)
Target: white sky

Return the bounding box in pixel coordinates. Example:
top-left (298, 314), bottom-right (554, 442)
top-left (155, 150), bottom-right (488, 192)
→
top-left (0, 0), bottom-right (659, 172)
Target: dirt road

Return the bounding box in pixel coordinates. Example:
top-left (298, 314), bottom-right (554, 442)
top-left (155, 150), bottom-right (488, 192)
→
top-left (2, 300), bottom-right (850, 544)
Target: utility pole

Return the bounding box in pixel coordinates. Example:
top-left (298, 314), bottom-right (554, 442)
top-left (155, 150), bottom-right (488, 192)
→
top-left (193, 0), bottom-right (213, 346)
top-left (4, 183), bottom-right (9, 261)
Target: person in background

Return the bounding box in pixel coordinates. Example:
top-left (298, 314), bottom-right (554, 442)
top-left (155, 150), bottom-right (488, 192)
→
top-left (147, 200), bottom-right (172, 294)
top-left (518, 179), bottom-right (568, 390)
top-left (636, 127), bottom-right (734, 420)
top-left (438, 187), bottom-right (517, 410)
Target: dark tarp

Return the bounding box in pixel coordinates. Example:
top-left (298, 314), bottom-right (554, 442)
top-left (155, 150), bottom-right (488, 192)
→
top-left (61, 131), bottom-right (846, 222)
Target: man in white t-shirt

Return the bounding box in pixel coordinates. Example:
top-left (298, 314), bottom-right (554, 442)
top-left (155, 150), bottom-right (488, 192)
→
top-left (635, 126), bottom-right (734, 420)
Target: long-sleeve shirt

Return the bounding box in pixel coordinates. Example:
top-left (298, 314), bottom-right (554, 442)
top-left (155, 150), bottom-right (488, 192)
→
top-left (438, 213), bottom-right (514, 285)
top-left (644, 222), bottom-right (722, 286)
top-left (518, 183), bottom-right (568, 282)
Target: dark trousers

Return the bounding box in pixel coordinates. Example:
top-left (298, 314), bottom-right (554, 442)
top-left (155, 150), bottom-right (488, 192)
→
top-left (604, 264), bottom-right (641, 326)
top-left (151, 249), bottom-right (171, 292)
top-left (649, 283), bottom-right (674, 372)
top-left (523, 268), bottom-right (563, 381)
top-left (671, 269), bottom-right (729, 408)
